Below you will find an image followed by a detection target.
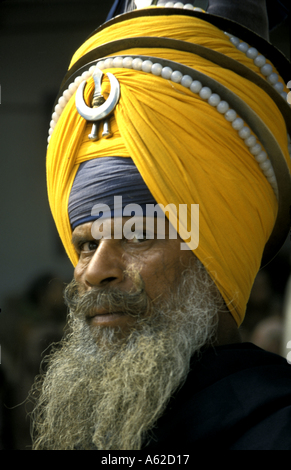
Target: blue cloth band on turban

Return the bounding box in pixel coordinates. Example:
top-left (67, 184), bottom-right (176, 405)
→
top-left (68, 157), bottom-right (158, 229)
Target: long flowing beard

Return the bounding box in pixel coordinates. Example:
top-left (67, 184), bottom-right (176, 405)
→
top-left (29, 261), bottom-right (219, 450)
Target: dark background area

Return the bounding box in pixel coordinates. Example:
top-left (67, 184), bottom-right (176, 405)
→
top-left (0, 0), bottom-right (290, 450)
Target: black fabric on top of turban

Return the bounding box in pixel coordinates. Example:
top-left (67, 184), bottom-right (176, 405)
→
top-left (106, 0), bottom-right (290, 39)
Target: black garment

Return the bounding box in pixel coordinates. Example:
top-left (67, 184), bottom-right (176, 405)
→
top-left (142, 343), bottom-right (291, 450)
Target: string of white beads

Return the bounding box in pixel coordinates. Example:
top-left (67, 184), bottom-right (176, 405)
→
top-left (137, 2), bottom-right (288, 108)
top-left (163, 2), bottom-right (205, 11)
top-left (48, 56), bottom-right (284, 199)
top-left (224, 32), bottom-right (288, 103)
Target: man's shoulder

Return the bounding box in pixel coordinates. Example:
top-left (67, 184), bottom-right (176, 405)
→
top-left (193, 342), bottom-right (291, 391)
top-left (145, 343), bottom-right (291, 450)
top-left (204, 343), bottom-right (291, 450)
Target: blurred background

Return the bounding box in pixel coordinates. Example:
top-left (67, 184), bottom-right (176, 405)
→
top-left (0, 0), bottom-right (290, 450)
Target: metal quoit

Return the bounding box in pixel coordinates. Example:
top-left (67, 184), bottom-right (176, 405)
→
top-left (75, 66), bottom-right (121, 141)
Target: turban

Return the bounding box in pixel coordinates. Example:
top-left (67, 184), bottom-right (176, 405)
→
top-left (68, 157), bottom-right (157, 229)
top-left (47, 6), bottom-right (291, 326)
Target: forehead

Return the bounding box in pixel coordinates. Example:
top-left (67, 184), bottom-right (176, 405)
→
top-left (72, 216), bottom-right (173, 239)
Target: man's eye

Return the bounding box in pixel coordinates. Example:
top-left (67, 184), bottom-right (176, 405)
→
top-left (80, 241), bottom-right (98, 252)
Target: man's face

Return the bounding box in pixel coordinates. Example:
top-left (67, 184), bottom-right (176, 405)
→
top-left (72, 216), bottom-right (196, 332)
top-left (30, 217), bottom-right (220, 450)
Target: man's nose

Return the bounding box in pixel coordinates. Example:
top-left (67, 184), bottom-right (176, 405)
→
top-left (84, 240), bottom-right (124, 288)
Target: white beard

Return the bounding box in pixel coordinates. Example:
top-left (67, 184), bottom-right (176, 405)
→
top-left (29, 261), bottom-right (219, 450)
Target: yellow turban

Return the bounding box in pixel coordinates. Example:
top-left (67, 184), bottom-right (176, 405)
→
top-left (47, 10), bottom-right (291, 326)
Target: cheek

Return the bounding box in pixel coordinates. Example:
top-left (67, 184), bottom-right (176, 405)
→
top-left (138, 248), bottom-right (184, 301)
top-left (74, 261), bottom-right (86, 283)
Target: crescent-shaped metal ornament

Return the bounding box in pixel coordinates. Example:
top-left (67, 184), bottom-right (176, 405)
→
top-left (75, 70), bottom-right (121, 122)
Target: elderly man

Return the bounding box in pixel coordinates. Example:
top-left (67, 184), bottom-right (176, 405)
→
top-left (30, 0), bottom-right (291, 450)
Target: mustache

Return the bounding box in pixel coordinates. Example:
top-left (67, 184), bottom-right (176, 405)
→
top-left (64, 275), bottom-right (150, 320)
